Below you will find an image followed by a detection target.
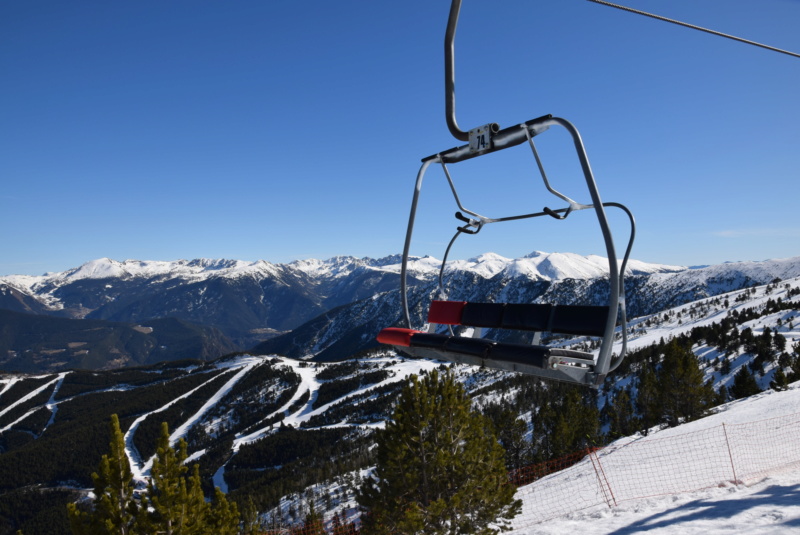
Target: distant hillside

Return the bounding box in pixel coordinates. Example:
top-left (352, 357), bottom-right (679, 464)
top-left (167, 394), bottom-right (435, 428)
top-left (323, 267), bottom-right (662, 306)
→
top-left (0, 309), bottom-right (237, 372)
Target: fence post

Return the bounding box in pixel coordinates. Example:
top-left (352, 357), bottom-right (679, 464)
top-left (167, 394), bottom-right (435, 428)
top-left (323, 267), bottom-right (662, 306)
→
top-left (722, 423), bottom-right (739, 485)
top-left (588, 447), bottom-right (617, 507)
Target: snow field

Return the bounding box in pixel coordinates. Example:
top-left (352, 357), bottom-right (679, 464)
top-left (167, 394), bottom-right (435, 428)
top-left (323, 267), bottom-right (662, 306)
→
top-left (509, 382), bottom-right (800, 534)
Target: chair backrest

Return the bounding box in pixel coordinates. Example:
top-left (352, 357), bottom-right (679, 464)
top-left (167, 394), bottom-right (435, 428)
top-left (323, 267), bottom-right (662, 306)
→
top-left (428, 300), bottom-right (611, 338)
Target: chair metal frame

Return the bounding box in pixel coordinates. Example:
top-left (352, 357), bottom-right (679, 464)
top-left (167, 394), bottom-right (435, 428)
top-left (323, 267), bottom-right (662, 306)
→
top-left (382, 0), bottom-right (636, 386)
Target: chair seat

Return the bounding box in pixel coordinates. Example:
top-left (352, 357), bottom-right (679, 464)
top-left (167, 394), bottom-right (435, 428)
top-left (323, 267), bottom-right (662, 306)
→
top-left (378, 328), bottom-right (563, 370)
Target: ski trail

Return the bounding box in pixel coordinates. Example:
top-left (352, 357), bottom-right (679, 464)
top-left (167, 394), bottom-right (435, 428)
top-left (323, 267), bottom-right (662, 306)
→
top-left (124, 356), bottom-right (264, 481)
top-left (5, 383), bottom-right (146, 436)
top-left (0, 406), bottom-right (42, 434)
top-left (300, 357), bottom-right (440, 425)
top-left (42, 372), bottom-right (69, 433)
top-left (213, 458), bottom-right (230, 493)
top-left (282, 361), bottom-right (321, 426)
top-left (0, 377), bottom-right (19, 401)
top-left (124, 371), bottom-right (231, 481)
top-left (0, 372), bottom-right (69, 435)
top-left (232, 375), bottom-right (303, 447)
top-left (218, 358), bottom-right (319, 492)
top-left (0, 374), bottom-right (62, 421)
top-left (168, 357), bottom-right (264, 445)
top-left (230, 357), bottom-right (435, 448)
top-left (232, 358), bottom-right (319, 450)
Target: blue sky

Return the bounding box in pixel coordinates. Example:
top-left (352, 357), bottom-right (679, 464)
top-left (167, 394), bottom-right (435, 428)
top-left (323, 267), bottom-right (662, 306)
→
top-left (2, 0), bottom-right (799, 276)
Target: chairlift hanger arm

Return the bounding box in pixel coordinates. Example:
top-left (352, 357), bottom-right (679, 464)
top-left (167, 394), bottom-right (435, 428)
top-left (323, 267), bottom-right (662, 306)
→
top-left (444, 0), bottom-right (560, 161)
top-left (444, 0), bottom-right (505, 148)
top-left (447, 0), bottom-right (800, 146)
top-left (445, 0), bottom-right (468, 142)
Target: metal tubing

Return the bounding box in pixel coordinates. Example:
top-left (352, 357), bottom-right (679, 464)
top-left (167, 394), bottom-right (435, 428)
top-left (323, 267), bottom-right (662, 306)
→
top-left (604, 202), bottom-right (636, 375)
top-left (445, 0), bottom-right (469, 141)
top-left (439, 160), bottom-right (488, 222)
top-left (401, 158), bottom-right (437, 328)
top-left (549, 116), bottom-right (620, 379)
top-left (398, 345), bottom-right (595, 384)
top-left (424, 114), bottom-right (553, 163)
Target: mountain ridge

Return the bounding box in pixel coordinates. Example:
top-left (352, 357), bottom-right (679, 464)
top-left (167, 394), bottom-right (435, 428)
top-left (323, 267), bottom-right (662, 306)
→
top-left (2, 253), bottom-right (799, 366)
top-left (2, 251), bottom-right (686, 290)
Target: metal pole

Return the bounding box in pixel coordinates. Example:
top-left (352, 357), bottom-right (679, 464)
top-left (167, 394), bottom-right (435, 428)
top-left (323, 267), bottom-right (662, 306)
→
top-left (547, 117), bottom-right (620, 379)
top-left (445, 0), bottom-right (469, 141)
top-left (723, 423), bottom-right (740, 485)
top-left (401, 158), bottom-right (437, 328)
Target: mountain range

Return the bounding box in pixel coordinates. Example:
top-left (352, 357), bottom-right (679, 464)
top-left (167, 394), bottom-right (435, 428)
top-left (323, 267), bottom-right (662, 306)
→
top-left (2, 253), bottom-right (800, 372)
top-left (0, 253), bottom-right (800, 535)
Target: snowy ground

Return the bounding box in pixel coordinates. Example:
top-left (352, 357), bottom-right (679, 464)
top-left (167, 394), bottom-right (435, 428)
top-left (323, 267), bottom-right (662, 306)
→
top-left (511, 382), bottom-right (800, 534)
top-left (519, 473), bottom-right (800, 534)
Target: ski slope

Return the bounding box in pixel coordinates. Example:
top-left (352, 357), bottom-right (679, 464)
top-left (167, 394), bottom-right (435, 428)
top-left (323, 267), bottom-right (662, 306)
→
top-left (123, 356), bottom-right (266, 481)
top-left (212, 356), bottom-right (443, 493)
top-left (518, 474), bottom-right (800, 534)
top-left (511, 382), bottom-right (800, 534)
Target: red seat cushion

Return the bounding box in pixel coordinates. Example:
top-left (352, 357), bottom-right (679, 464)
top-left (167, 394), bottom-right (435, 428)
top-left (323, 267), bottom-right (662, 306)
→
top-left (377, 327), bottom-right (421, 347)
top-left (427, 300), bottom-right (467, 325)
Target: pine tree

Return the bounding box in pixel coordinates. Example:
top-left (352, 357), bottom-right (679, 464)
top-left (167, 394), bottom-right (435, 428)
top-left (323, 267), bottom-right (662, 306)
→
top-left (770, 367), bottom-right (790, 391)
top-left (730, 365), bottom-right (762, 399)
top-left (332, 509), bottom-right (358, 535)
top-left (482, 403), bottom-right (529, 470)
top-left (300, 502), bottom-right (325, 535)
top-left (206, 486), bottom-right (241, 535)
top-left (790, 349), bottom-right (800, 382)
top-left (138, 422), bottom-right (240, 534)
top-left (331, 511), bottom-right (344, 534)
top-left (774, 332), bottom-right (787, 353)
top-left (358, 369), bottom-right (520, 535)
top-left (603, 386), bottom-right (638, 440)
top-left (635, 362), bottom-right (661, 433)
top-left (531, 384), bottom-right (599, 461)
top-left (240, 496), bottom-right (263, 535)
top-left (720, 357), bottom-right (732, 376)
top-left (657, 340), bottom-right (716, 427)
top-left (70, 416), bottom-right (240, 535)
top-left (68, 414), bottom-right (139, 535)
top-left (137, 423), bottom-right (199, 534)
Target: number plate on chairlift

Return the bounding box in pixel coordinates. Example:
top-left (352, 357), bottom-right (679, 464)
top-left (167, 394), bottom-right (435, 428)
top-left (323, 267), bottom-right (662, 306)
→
top-left (469, 124), bottom-right (493, 153)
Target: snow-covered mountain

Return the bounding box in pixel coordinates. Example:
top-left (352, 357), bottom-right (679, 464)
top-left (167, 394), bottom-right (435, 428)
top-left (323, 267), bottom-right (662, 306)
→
top-left (0, 252), bottom-right (681, 299)
top-left (2, 253), bottom-right (799, 366)
top-left (1, 256), bottom-right (414, 347)
top-left (256, 254), bottom-right (800, 362)
top-left (0, 270), bottom-right (798, 533)
top-left (4, 252), bottom-right (795, 389)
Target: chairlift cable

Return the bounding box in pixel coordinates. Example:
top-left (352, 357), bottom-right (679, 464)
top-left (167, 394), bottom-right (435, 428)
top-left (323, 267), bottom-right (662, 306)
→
top-left (585, 0), bottom-right (800, 60)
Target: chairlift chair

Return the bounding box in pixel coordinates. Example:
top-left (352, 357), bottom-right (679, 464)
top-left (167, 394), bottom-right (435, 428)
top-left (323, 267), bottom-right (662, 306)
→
top-left (377, 0), bottom-right (636, 387)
